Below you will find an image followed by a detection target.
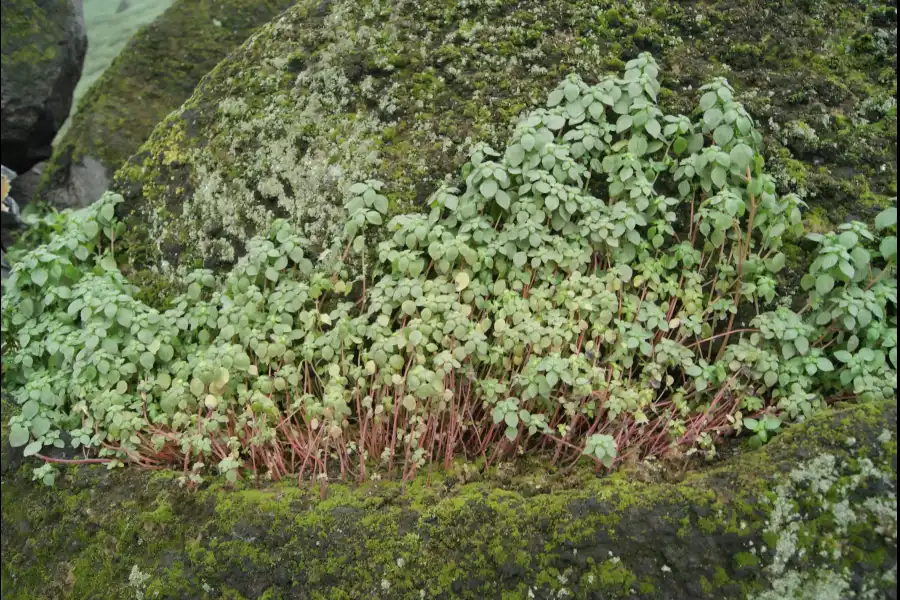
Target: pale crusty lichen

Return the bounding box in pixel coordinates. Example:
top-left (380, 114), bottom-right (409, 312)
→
top-left (751, 452), bottom-right (898, 600)
top-left (115, 0), bottom-right (897, 272)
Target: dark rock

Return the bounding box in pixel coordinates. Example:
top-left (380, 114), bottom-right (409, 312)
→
top-left (36, 0), bottom-right (297, 210)
top-left (0, 0), bottom-right (87, 174)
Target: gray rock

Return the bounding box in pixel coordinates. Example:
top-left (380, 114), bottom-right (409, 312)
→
top-left (0, 0), bottom-right (88, 174)
top-left (46, 155), bottom-right (109, 210)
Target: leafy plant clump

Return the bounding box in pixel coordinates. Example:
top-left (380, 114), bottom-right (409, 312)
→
top-left (1, 54), bottom-right (896, 487)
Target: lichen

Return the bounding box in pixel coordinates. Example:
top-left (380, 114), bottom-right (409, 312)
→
top-left (112, 0), bottom-right (897, 276)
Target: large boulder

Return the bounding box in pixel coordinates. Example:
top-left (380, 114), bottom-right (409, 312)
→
top-left (1, 400), bottom-right (896, 599)
top-left (0, 0), bottom-right (87, 174)
top-left (111, 0), bottom-right (897, 275)
top-left (35, 0), bottom-right (299, 210)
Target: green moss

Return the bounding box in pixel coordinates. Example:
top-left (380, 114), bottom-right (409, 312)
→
top-left (735, 552), bottom-right (760, 569)
top-left (109, 0), bottom-right (896, 274)
top-left (0, 0), bottom-right (62, 65)
top-left (2, 401), bottom-right (895, 599)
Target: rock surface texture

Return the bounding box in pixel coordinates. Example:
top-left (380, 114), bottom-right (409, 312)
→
top-left (0, 401), bottom-right (896, 599)
top-left (0, 0), bottom-right (87, 174)
top-left (35, 0), bottom-right (298, 210)
top-left (112, 0), bottom-right (897, 275)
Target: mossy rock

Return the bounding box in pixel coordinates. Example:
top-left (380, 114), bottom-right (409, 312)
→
top-left (0, 401), bottom-right (895, 599)
top-left (35, 0), bottom-right (298, 210)
top-left (111, 0), bottom-right (897, 275)
top-left (0, 0), bottom-right (87, 173)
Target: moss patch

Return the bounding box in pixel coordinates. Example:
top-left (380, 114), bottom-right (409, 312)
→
top-left (2, 401), bottom-right (895, 599)
top-left (111, 0), bottom-right (897, 276)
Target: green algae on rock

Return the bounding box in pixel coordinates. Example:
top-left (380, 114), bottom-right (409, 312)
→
top-left (111, 0), bottom-right (897, 275)
top-left (1, 401), bottom-right (895, 599)
top-left (36, 0), bottom-right (298, 210)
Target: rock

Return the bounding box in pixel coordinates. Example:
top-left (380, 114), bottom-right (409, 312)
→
top-left (111, 0), bottom-right (897, 274)
top-left (1, 401), bottom-right (896, 598)
top-left (35, 0), bottom-right (299, 210)
top-left (0, 0), bottom-right (87, 174)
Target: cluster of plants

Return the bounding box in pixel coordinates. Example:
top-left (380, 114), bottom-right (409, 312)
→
top-left (1, 54), bottom-right (896, 488)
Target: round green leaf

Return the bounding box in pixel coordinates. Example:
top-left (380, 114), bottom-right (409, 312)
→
top-left (8, 425), bottom-right (30, 448)
top-left (480, 179), bottom-right (498, 199)
top-left (875, 207), bottom-right (897, 230)
top-left (815, 274), bottom-right (835, 295)
top-left (713, 125), bottom-right (734, 147)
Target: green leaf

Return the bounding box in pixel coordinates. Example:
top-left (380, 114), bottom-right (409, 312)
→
top-left (699, 91), bottom-right (718, 111)
top-left (140, 352), bottom-right (155, 370)
top-left (521, 134), bottom-right (536, 151)
top-left (480, 179), bottom-right (498, 199)
top-left (495, 190), bottom-right (510, 210)
top-left (875, 207), bottom-right (897, 230)
top-left (158, 343), bottom-right (174, 362)
top-left (729, 144), bottom-right (754, 172)
top-left (116, 307), bottom-right (133, 328)
top-left (374, 195), bottom-right (389, 215)
top-left (31, 268), bottom-right (48, 287)
top-left (83, 220), bottom-right (99, 238)
top-left (100, 255), bottom-right (118, 271)
top-left (815, 274), bottom-right (835, 295)
top-left (513, 252), bottom-right (528, 268)
top-left (455, 272), bottom-right (470, 292)
top-left (833, 350), bottom-right (853, 364)
top-left (880, 235), bottom-right (897, 258)
top-left (547, 89), bottom-right (564, 107)
top-left (100, 203), bottom-right (115, 222)
top-left (190, 378), bottom-right (206, 397)
top-left (713, 125), bottom-right (734, 147)
top-left (30, 416), bottom-right (51, 437)
top-left (9, 425), bottom-right (30, 448)
top-left (23, 440), bottom-right (43, 457)
top-left (506, 144), bottom-right (526, 167)
top-left (766, 252), bottom-right (786, 273)
top-left (703, 108), bottom-right (724, 129)
top-left (644, 119), bottom-right (661, 139)
top-left (838, 231), bottom-right (858, 249)
top-left (544, 114), bottom-right (566, 130)
top-left (22, 400), bottom-right (39, 420)
top-left (816, 357), bottom-right (835, 372)
top-left (711, 167), bottom-right (727, 188)
top-left (615, 115), bottom-right (633, 133)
